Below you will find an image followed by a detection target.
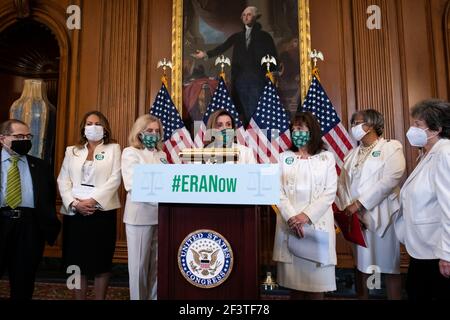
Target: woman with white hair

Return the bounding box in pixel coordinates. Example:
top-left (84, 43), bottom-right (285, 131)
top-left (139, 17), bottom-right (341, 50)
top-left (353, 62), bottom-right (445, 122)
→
top-left (121, 114), bottom-right (168, 300)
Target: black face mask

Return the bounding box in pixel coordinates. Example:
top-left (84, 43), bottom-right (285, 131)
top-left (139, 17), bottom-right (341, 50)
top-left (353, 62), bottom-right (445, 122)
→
top-left (10, 140), bottom-right (32, 155)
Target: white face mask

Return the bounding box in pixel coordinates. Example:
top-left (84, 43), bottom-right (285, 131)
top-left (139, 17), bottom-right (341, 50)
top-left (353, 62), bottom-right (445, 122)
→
top-left (84, 125), bottom-right (104, 142)
top-left (406, 126), bottom-right (429, 147)
top-left (351, 123), bottom-right (368, 141)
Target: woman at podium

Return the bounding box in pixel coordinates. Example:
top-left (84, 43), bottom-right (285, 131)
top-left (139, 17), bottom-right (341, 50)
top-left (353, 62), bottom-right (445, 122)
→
top-left (121, 114), bottom-right (168, 300)
top-left (205, 109), bottom-right (256, 164)
top-left (273, 111), bottom-right (338, 300)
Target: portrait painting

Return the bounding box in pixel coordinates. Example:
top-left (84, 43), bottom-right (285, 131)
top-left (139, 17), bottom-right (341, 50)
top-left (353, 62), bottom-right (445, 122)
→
top-left (172, 0), bottom-right (311, 133)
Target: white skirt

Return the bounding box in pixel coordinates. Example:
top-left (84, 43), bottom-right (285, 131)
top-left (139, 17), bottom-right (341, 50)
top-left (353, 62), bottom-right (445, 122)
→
top-left (277, 256), bottom-right (336, 293)
top-left (355, 223), bottom-right (400, 274)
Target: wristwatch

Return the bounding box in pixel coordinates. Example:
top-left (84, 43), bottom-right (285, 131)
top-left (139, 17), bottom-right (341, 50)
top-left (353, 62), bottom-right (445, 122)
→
top-left (71, 199), bottom-right (80, 213)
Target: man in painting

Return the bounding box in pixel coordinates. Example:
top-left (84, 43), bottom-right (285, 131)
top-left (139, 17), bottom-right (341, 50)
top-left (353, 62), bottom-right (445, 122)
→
top-left (192, 6), bottom-right (278, 126)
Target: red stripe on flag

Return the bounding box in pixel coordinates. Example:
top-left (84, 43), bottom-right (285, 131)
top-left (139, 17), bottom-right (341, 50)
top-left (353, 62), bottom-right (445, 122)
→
top-left (163, 145), bottom-right (174, 164)
top-left (323, 133), bottom-right (346, 161)
top-left (334, 124), bottom-right (354, 151)
top-left (280, 133), bottom-right (291, 150)
top-left (335, 164), bottom-right (341, 176)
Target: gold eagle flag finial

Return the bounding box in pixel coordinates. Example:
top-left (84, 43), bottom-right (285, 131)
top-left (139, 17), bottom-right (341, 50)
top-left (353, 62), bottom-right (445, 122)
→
top-left (214, 55), bottom-right (231, 80)
top-left (309, 49), bottom-right (324, 81)
top-left (261, 54), bottom-right (277, 83)
top-left (157, 58), bottom-right (173, 89)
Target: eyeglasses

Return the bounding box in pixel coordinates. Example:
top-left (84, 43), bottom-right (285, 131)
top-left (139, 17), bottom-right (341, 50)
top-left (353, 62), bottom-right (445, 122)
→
top-left (351, 121), bottom-right (365, 127)
top-left (7, 134), bottom-right (34, 140)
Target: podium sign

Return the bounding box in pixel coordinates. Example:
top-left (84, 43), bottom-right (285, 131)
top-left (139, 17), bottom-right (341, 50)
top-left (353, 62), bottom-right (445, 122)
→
top-left (131, 164), bottom-right (280, 205)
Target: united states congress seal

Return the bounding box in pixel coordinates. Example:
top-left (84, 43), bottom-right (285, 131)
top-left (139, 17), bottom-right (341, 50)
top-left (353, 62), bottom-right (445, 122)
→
top-left (178, 229), bottom-right (233, 288)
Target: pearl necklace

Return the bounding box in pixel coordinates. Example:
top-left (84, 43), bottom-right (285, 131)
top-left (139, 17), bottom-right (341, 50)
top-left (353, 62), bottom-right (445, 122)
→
top-left (354, 139), bottom-right (379, 169)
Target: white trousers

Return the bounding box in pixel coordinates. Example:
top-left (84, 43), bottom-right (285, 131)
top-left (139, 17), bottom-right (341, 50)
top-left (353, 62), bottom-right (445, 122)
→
top-left (126, 224), bottom-right (158, 300)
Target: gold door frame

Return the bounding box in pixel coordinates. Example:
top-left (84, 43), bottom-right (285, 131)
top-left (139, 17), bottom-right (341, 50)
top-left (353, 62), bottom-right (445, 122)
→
top-left (171, 0), bottom-right (312, 112)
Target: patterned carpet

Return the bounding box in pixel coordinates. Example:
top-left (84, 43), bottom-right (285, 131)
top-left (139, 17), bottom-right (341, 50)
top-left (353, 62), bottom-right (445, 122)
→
top-left (0, 280), bottom-right (130, 300)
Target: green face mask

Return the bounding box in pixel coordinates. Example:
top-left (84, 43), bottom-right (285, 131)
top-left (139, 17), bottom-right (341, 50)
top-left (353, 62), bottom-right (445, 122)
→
top-left (140, 132), bottom-right (160, 149)
top-left (292, 130), bottom-right (310, 148)
top-left (220, 129), bottom-right (234, 145)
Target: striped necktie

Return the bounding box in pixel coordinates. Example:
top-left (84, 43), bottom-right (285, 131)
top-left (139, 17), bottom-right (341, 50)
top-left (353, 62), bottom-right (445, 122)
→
top-left (5, 156), bottom-right (22, 209)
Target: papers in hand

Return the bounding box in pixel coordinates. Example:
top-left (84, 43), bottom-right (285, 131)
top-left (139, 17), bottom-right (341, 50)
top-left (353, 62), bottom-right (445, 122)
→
top-left (72, 184), bottom-right (95, 200)
top-left (287, 224), bottom-right (330, 265)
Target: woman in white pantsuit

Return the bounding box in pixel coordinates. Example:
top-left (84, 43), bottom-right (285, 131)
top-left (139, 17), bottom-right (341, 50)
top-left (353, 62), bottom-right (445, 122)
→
top-left (274, 112), bottom-right (337, 300)
top-left (121, 114), bottom-right (168, 300)
top-left (336, 109), bottom-right (406, 300)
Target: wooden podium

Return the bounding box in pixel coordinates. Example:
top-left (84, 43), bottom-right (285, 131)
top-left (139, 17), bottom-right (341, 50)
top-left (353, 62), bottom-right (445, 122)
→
top-left (158, 203), bottom-right (260, 300)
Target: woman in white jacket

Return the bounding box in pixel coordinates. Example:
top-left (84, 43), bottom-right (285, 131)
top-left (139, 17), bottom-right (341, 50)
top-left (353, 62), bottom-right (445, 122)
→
top-left (121, 114), bottom-right (168, 300)
top-left (57, 111), bottom-right (121, 300)
top-left (274, 112), bottom-right (337, 299)
top-left (336, 109), bottom-right (406, 300)
top-left (396, 99), bottom-right (450, 300)
top-left (205, 109), bottom-right (256, 164)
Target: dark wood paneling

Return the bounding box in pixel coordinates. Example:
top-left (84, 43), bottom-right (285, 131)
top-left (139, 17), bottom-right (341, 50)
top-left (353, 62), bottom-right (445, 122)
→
top-left (1, 0), bottom-right (449, 268)
top-left (310, 0), bottom-right (449, 268)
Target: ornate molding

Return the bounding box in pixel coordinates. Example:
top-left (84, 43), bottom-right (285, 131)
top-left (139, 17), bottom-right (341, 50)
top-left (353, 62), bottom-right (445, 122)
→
top-left (171, 0), bottom-right (183, 110)
top-left (299, 0), bottom-right (312, 103)
top-left (13, 0), bottom-right (31, 18)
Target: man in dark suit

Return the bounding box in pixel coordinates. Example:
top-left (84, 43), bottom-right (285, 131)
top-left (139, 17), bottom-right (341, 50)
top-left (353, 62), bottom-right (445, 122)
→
top-left (0, 119), bottom-right (61, 299)
top-left (193, 6), bottom-right (278, 125)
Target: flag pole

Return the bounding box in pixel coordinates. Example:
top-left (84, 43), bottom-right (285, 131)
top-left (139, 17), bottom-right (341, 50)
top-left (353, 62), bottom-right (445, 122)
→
top-left (309, 50), bottom-right (343, 234)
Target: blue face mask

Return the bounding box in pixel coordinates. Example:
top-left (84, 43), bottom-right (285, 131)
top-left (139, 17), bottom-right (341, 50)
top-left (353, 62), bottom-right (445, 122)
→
top-left (140, 132), bottom-right (160, 149)
top-left (292, 130), bottom-right (310, 148)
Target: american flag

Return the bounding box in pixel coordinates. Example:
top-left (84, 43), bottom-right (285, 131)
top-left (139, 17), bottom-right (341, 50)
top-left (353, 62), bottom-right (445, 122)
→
top-left (300, 76), bottom-right (355, 174)
top-left (193, 77), bottom-right (246, 147)
top-left (247, 79), bottom-right (291, 163)
top-left (150, 83), bottom-right (193, 163)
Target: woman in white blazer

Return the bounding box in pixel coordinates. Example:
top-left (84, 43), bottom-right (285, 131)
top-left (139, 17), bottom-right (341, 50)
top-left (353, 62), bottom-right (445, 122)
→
top-left (395, 99), bottom-right (450, 300)
top-left (57, 111), bottom-right (121, 300)
top-left (205, 109), bottom-right (256, 164)
top-left (121, 114), bottom-right (168, 300)
top-left (336, 109), bottom-right (405, 300)
top-left (274, 112), bottom-right (337, 300)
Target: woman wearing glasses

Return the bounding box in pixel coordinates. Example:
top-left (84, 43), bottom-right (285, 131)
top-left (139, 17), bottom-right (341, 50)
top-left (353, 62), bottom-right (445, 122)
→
top-left (336, 109), bottom-right (406, 299)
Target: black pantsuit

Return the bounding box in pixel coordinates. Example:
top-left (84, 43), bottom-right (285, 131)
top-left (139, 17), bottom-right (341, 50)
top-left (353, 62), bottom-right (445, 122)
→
top-left (0, 210), bottom-right (45, 299)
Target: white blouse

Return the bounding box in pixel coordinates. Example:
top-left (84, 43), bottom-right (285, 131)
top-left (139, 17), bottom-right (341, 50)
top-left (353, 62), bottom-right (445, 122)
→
top-left (81, 160), bottom-right (95, 186)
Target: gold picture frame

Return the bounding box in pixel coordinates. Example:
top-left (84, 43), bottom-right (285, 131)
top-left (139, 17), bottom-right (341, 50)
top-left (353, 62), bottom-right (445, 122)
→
top-left (171, 0), bottom-right (312, 113)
